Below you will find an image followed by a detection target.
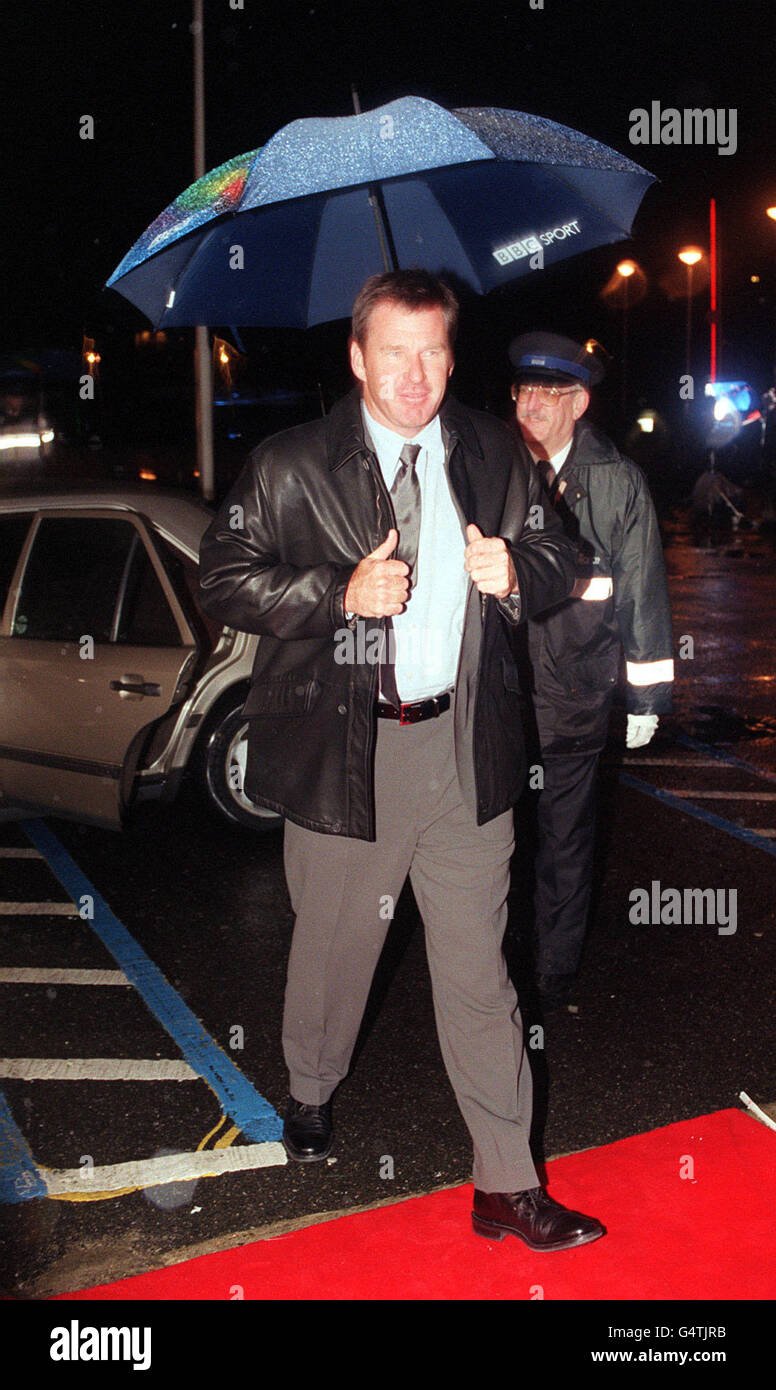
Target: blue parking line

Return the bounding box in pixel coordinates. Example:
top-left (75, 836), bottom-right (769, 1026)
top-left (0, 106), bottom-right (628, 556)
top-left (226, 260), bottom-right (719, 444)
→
top-left (618, 773), bottom-right (776, 859)
top-left (19, 818), bottom-right (283, 1144)
top-left (0, 1090), bottom-right (48, 1203)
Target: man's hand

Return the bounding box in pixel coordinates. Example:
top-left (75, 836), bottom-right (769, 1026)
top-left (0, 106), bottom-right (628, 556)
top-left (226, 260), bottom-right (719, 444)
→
top-left (464, 524), bottom-right (518, 599)
top-left (344, 529), bottom-right (410, 617)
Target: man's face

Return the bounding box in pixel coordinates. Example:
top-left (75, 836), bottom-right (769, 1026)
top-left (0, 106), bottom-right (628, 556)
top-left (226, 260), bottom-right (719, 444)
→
top-left (350, 301), bottom-right (454, 438)
top-left (514, 379), bottom-right (589, 459)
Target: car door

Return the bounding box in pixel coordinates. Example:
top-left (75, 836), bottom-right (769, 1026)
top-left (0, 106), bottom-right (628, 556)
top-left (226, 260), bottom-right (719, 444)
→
top-left (0, 508), bottom-right (199, 827)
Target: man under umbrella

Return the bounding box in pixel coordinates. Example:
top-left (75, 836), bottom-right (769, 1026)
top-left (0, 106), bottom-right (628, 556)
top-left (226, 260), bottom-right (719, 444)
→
top-left (199, 272), bottom-right (605, 1251)
top-left (509, 332), bottom-right (674, 1012)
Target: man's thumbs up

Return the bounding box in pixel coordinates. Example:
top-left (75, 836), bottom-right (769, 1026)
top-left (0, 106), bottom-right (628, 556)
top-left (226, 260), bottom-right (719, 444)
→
top-left (344, 529), bottom-right (410, 617)
top-left (464, 523), bottom-right (518, 599)
top-left (368, 528), bottom-right (399, 559)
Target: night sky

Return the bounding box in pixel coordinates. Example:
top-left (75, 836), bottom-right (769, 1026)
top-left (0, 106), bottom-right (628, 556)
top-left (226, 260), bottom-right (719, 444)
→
top-left (6, 0), bottom-right (776, 422)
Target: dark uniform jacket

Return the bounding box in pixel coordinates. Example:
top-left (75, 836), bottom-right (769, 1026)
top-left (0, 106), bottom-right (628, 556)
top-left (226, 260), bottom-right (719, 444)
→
top-left (521, 418), bottom-right (674, 756)
top-left (198, 387), bottom-right (576, 839)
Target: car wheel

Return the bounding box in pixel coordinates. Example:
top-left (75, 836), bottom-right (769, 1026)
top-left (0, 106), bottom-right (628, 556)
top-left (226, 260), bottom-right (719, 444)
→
top-left (202, 701), bottom-right (283, 832)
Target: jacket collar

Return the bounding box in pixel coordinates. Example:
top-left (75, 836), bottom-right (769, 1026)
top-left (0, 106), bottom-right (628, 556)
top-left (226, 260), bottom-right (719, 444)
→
top-left (326, 387), bottom-right (483, 471)
top-left (565, 417), bottom-right (620, 468)
top-left (547, 418), bottom-right (619, 504)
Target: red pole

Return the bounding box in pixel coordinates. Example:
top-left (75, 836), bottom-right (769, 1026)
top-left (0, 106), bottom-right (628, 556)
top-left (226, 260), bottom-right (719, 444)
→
top-left (717, 195), bottom-right (723, 380)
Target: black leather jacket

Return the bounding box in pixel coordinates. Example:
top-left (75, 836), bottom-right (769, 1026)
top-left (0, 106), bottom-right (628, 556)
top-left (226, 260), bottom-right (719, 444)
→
top-left (199, 388), bottom-right (576, 839)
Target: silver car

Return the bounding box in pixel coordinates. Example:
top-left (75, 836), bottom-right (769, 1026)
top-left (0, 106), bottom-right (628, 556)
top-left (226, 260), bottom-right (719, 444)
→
top-left (0, 486), bottom-right (281, 832)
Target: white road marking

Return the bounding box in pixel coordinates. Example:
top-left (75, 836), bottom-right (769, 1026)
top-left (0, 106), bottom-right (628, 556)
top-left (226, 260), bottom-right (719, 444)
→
top-left (622, 758), bottom-right (723, 767)
top-left (624, 755), bottom-right (776, 837)
top-left (0, 968), bottom-right (130, 986)
top-left (739, 1091), bottom-right (776, 1133)
top-left (41, 1142), bottom-right (287, 1194)
top-left (0, 902), bottom-right (78, 915)
top-left (669, 791), bottom-right (776, 800)
top-left (1, 822), bottom-right (285, 1182)
top-left (0, 1058), bottom-right (199, 1081)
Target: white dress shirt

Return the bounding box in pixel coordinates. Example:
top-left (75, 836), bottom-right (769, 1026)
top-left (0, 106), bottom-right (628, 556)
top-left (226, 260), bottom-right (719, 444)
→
top-left (529, 437), bottom-right (574, 476)
top-left (362, 403), bottom-right (467, 701)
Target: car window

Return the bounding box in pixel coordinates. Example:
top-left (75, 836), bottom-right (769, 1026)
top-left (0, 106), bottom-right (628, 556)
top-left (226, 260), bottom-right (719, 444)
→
top-left (115, 534), bottom-right (181, 647)
top-left (12, 515), bottom-right (181, 646)
top-left (156, 534), bottom-right (221, 650)
top-left (0, 514), bottom-right (33, 616)
top-left (13, 517), bottom-right (135, 642)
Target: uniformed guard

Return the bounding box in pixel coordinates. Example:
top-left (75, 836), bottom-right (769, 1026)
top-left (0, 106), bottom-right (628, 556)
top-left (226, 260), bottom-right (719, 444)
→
top-left (509, 331), bottom-right (674, 1010)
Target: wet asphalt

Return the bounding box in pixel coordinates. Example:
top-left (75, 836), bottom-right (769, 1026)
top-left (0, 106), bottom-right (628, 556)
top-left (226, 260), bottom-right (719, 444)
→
top-left (1, 510), bottom-right (775, 1298)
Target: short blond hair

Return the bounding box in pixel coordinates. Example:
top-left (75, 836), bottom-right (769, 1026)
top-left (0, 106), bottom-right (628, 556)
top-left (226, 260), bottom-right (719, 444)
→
top-left (351, 270), bottom-right (459, 348)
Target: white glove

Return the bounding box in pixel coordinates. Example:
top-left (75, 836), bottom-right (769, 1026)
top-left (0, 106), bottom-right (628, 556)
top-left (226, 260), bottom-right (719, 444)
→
top-left (626, 714), bottom-right (658, 749)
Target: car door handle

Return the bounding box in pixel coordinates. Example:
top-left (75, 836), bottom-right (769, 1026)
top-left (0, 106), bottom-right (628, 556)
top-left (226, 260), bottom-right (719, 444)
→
top-left (109, 675), bottom-right (162, 698)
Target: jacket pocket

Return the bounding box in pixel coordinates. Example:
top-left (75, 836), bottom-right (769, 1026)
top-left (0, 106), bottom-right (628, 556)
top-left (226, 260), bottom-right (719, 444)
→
top-left (242, 677), bottom-right (322, 717)
top-left (561, 648), bottom-right (619, 696)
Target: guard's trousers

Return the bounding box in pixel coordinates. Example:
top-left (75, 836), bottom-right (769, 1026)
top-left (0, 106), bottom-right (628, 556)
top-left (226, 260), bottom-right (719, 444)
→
top-left (281, 705), bottom-right (539, 1193)
top-left (534, 750), bottom-right (600, 978)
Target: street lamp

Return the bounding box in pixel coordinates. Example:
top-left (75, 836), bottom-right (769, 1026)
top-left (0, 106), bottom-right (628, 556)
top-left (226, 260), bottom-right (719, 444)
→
top-left (678, 247), bottom-right (703, 405)
top-left (616, 260), bottom-right (636, 414)
top-left (766, 207), bottom-right (776, 221)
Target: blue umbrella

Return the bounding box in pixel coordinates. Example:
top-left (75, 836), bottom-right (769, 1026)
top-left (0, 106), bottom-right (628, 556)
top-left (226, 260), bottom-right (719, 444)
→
top-left (106, 96), bottom-right (654, 329)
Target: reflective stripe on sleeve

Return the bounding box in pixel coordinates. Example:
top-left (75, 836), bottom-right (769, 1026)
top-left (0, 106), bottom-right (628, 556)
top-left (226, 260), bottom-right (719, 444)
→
top-left (626, 658), bottom-right (675, 685)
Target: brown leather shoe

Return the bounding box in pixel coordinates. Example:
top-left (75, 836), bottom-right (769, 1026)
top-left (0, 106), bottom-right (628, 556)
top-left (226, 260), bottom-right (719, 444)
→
top-left (472, 1187), bottom-right (605, 1251)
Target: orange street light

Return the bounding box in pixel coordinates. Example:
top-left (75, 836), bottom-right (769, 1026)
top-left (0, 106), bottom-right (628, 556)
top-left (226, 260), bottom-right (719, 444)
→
top-left (766, 207), bottom-right (776, 221)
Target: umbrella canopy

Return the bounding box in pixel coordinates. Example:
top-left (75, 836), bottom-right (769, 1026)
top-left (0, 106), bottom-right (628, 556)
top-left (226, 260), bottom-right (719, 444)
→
top-left (107, 96), bottom-right (654, 329)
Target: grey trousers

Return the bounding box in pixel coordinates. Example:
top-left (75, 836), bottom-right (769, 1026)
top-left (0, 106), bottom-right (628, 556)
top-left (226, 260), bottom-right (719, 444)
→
top-left (281, 706), bottom-right (538, 1192)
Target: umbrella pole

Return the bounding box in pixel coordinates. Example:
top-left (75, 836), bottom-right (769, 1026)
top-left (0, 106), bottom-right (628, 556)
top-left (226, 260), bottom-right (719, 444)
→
top-left (193, 0), bottom-right (215, 500)
top-left (368, 189), bottom-right (397, 273)
top-left (351, 85), bottom-right (397, 274)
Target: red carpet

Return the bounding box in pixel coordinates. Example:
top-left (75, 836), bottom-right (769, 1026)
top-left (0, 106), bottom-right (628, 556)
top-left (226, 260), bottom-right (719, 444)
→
top-left (56, 1110), bottom-right (775, 1300)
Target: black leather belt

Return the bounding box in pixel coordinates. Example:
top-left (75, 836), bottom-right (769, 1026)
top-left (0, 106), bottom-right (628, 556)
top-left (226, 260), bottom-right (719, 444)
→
top-left (376, 692), bottom-right (452, 725)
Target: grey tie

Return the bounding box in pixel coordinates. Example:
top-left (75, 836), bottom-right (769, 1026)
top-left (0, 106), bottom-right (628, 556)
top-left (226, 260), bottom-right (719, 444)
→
top-left (391, 442), bottom-right (422, 579)
top-left (381, 441), bottom-right (421, 708)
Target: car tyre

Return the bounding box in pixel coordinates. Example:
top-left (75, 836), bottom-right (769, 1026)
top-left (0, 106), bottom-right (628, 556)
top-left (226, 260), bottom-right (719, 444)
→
top-left (201, 699), bottom-right (283, 832)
